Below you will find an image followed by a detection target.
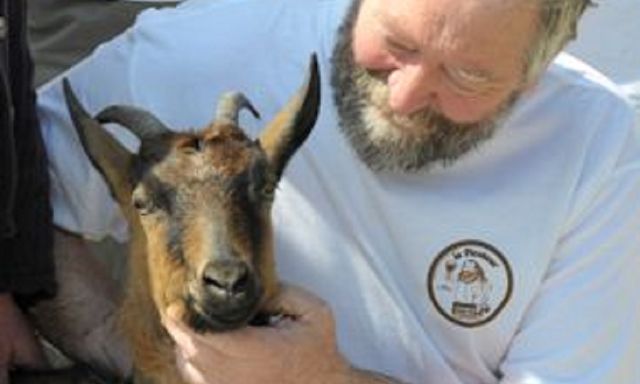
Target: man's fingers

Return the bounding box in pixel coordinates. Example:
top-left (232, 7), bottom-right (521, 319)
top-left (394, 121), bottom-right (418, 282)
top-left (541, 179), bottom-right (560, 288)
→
top-left (163, 305), bottom-right (263, 358)
top-left (10, 323), bottom-right (47, 371)
top-left (164, 284), bottom-right (330, 360)
top-left (175, 348), bottom-right (208, 384)
top-left (164, 305), bottom-right (281, 359)
top-left (163, 309), bottom-right (201, 358)
top-left (14, 341), bottom-right (47, 370)
top-left (0, 364), bottom-right (8, 384)
top-left (268, 283), bottom-right (331, 322)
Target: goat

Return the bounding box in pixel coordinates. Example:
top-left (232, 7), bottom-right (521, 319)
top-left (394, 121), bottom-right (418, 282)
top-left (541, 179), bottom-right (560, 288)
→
top-left (62, 55), bottom-right (320, 383)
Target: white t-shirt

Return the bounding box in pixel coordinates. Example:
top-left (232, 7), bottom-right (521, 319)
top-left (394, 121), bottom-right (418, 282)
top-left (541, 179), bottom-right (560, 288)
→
top-left (37, 0), bottom-right (640, 382)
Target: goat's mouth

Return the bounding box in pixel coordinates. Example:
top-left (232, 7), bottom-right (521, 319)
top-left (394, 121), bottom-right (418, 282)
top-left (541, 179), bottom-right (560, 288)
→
top-left (183, 291), bottom-right (263, 333)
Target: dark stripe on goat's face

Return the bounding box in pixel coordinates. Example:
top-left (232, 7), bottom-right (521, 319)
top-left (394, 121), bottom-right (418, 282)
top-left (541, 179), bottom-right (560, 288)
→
top-left (224, 155), bottom-right (275, 262)
top-left (229, 185), bottom-right (263, 264)
top-left (167, 210), bottom-right (186, 263)
top-left (134, 173), bottom-right (185, 262)
top-left (130, 135), bottom-right (174, 186)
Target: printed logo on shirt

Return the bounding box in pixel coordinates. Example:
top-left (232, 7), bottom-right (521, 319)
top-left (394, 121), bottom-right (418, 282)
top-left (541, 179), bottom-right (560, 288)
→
top-left (427, 240), bottom-right (513, 327)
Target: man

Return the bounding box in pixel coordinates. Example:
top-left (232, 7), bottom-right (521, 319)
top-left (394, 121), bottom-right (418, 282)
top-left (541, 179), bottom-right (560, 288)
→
top-left (0, 0), bottom-right (56, 382)
top-left (36, 0), bottom-right (640, 382)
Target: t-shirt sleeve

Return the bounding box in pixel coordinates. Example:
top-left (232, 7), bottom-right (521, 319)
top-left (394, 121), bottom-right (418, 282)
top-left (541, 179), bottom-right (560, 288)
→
top-left (499, 101), bottom-right (640, 383)
top-left (37, 32), bottom-right (141, 242)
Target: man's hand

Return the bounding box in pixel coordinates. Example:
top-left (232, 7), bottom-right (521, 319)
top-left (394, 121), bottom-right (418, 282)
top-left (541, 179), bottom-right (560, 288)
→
top-left (0, 294), bottom-right (48, 384)
top-left (163, 284), bottom-right (353, 384)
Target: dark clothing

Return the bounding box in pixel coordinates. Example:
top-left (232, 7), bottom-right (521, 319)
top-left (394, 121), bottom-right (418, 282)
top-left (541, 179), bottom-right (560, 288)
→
top-left (28, 0), bottom-right (179, 87)
top-left (0, 0), bottom-right (55, 303)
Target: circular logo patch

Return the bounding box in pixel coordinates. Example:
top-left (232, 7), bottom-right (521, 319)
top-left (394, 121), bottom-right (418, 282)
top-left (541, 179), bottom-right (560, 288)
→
top-left (427, 240), bottom-right (513, 327)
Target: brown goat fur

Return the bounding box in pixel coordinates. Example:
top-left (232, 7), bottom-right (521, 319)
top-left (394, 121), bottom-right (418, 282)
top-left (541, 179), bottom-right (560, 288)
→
top-left (63, 56), bottom-right (320, 383)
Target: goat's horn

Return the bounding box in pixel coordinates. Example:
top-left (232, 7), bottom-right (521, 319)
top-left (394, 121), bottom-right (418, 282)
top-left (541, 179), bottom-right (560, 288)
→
top-left (258, 54), bottom-right (320, 180)
top-left (62, 78), bottom-right (101, 133)
top-left (96, 105), bottom-right (171, 139)
top-left (215, 92), bottom-right (260, 126)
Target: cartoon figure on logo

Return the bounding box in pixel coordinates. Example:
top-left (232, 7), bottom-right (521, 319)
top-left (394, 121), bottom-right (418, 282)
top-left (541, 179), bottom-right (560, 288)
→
top-left (438, 259), bottom-right (458, 292)
top-left (451, 259), bottom-right (492, 320)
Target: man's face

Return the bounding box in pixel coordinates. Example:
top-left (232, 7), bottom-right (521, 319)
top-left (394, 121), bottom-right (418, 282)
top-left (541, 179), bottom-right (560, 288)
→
top-left (331, 0), bottom-right (539, 172)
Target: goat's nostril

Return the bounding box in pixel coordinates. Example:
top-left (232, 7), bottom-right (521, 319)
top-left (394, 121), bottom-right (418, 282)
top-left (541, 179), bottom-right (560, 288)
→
top-left (231, 271), bottom-right (250, 293)
top-left (202, 274), bottom-right (225, 290)
top-left (202, 260), bottom-right (251, 296)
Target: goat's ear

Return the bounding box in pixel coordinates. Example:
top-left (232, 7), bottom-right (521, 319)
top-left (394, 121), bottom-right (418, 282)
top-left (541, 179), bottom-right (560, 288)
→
top-left (258, 54), bottom-right (320, 180)
top-left (62, 79), bottom-right (134, 204)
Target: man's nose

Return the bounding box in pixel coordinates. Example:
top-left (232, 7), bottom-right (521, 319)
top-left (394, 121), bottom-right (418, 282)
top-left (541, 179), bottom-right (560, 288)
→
top-left (387, 64), bottom-right (439, 115)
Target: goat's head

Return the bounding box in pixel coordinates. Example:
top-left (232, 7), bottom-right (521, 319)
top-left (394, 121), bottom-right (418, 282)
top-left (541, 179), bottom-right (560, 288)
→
top-left (63, 56), bottom-right (320, 332)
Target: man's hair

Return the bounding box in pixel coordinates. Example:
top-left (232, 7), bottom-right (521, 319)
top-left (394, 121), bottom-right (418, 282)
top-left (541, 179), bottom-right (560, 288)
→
top-left (525, 0), bottom-right (595, 83)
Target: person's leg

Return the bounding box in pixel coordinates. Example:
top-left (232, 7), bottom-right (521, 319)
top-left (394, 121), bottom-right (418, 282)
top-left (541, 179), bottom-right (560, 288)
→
top-left (29, 229), bottom-right (132, 380)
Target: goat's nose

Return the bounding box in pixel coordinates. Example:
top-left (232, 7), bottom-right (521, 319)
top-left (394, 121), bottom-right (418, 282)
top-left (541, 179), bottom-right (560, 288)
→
top-left (202, 259), bottom-right (251, 297)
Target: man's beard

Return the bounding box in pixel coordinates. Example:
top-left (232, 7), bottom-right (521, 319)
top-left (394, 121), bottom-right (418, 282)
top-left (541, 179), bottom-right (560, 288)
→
top-left (330, 2), bottom-right (518, 173)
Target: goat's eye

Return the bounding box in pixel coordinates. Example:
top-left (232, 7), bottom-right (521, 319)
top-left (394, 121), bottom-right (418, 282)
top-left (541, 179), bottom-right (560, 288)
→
top-left (132, 193), bottom-right (156, 215)
top-left (180, 138), bottom-right (204, 154)
top-left (261, 184), bottom-right (275, 202)
top-left (248, 181), bottom-right (275, 204)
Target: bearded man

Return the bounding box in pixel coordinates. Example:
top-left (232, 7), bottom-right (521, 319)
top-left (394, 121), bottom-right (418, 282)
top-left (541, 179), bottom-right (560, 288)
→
top-left (36, 0), bottom-right (639, 382)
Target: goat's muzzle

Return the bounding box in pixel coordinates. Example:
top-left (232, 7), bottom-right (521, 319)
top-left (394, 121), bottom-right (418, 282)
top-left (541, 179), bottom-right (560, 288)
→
top-left (185, 259), bottom-right (262, 332)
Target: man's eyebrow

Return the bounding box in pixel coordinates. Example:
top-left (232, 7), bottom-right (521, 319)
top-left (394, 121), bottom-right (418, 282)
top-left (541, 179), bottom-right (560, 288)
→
top-left (378, 12), bottom-right (418, 45)
top-left (378, 10), bottom-right (506, 85)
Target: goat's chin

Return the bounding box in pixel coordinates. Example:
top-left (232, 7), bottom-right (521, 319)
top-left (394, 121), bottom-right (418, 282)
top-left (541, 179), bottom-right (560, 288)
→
top-left (183, 294), bottom-right (262, 333)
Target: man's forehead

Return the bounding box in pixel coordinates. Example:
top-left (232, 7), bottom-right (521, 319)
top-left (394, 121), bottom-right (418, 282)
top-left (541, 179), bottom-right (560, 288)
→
top-left (373, 0), bottom-right (538, 27)
top-left (370, 0), bottom-right (538, 69)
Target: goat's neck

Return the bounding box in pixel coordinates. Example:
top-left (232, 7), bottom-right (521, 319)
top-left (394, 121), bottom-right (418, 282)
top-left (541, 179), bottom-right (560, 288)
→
top-left (120, 224), bottom-right (177, 381)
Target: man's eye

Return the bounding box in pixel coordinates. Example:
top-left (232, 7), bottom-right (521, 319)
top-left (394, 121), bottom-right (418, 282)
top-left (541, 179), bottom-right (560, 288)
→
top-left (385, 38), bottom-right (419, 56)
top-left (444, 66), bottom-right (492, 96)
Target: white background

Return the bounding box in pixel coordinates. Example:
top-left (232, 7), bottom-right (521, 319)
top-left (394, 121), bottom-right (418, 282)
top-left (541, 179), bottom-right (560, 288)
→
top-left (567, 0), bottom-right (640, 111)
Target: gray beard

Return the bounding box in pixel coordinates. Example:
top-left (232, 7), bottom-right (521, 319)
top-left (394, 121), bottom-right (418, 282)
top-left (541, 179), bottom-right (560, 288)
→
top-left (330, 1), bottom-right (517, 173)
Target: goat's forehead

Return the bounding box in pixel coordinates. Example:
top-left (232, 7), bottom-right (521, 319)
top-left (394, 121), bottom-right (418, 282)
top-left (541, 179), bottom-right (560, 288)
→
top-left (144, 123), bottom-right (264, 184)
